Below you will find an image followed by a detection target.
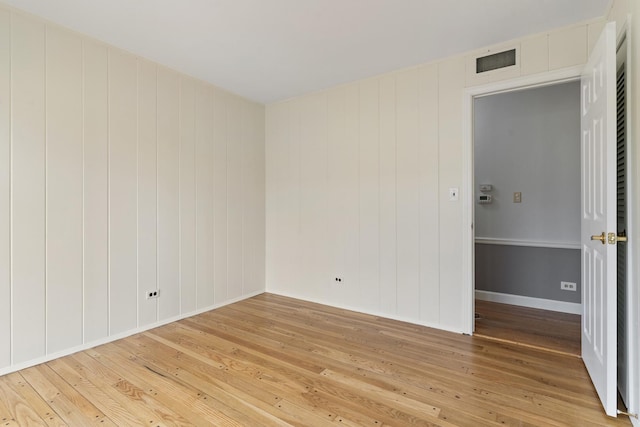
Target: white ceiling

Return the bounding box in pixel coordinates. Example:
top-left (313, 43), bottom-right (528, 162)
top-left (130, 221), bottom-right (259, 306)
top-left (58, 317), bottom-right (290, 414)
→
top-left (4, 0), bottom-right (610, 103)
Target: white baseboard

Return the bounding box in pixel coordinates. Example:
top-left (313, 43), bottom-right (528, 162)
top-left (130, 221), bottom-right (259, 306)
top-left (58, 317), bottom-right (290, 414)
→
top-left (475, 290), bottom-right (581, 315)
top-left (0, 290), bottom-right (265, 377)
top-left (267, 290), bottom-right (466, 335)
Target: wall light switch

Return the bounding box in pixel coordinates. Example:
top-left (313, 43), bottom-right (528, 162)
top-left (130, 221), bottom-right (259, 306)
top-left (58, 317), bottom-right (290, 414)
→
top-left (513, 192), bottom-right (522, 203)
top-left (449, 188), bottom-right (459, 201)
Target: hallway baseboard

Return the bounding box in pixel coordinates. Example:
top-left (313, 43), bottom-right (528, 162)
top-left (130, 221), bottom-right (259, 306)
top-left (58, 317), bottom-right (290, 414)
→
top-left (475, 290), bottom-right (581, 315)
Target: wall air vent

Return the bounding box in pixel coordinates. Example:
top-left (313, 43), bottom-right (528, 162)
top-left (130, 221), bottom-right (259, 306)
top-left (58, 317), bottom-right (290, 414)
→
top-left (476, 49), bottom-right (516, 73)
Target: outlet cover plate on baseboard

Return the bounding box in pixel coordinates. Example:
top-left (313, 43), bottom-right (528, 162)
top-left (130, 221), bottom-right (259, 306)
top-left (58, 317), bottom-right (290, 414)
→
top-left (560, 281), bottom-right (576, 291)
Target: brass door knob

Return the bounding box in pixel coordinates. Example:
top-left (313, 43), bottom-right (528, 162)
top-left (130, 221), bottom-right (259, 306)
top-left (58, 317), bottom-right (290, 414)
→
top-left (608, 232), bottom-right (627, 244)
top-left (591, 232), bottom-right (606, 244)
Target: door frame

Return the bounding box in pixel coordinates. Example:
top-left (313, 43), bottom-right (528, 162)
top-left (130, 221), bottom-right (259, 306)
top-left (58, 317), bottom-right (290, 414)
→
top-left (461, 64), bottom-right (584, 335)
top-left (615, 19), bottom-right (636, 412)
top-left (615, 16), bottom-right (639, 419)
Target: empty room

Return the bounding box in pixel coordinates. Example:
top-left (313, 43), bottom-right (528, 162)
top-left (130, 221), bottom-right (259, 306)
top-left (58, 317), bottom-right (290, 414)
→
top-left (0, 0), bottom-right (639, 425)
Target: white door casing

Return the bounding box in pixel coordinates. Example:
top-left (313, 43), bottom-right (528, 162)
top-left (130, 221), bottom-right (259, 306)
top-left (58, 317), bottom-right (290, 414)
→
top-left (581, 21), bottom-right (618, 418)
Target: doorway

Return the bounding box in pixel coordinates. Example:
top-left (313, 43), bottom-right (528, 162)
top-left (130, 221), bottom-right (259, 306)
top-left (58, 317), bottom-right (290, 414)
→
top-left (461, 24), bottom-right (634, 417)
top-left (471, 81), bottom-right (582, 356)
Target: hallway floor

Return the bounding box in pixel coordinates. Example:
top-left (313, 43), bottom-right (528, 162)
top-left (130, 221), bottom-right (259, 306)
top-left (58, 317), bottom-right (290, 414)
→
top-left (474, 300), bottom-right (581, 357)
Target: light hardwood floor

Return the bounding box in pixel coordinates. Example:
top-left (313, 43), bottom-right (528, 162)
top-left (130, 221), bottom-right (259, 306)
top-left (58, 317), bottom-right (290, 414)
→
top-left (474, 300), bottom-right (582, 357)
top-left (0, 293), bottom-right (631, 426)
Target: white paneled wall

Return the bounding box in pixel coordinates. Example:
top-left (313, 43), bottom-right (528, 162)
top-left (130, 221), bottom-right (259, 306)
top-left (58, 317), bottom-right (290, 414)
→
top-left (46, 26), bottom-right (84, 354)
top-left (137, 58), bottom-right (158, 328)
top-left (195, 87), bottom-right (215, 308)
top-left (213, 92), bottom-right (228, 303)
top-left (83, 39), bottom-right (109, 343)
top-left (266, 20), bottom-right (602, 332)
top-left (0, 7), bottom-right (265, 373)
top-left (179, 77), bottom-right (197, 314)
top-left (378, 75), bottom-right (397, 315)
top-left (357, 79), bottom-right (381, 312)
top-left (12, 12), bottom-right (46, 363)
top-left (109, 48), bottom-right (139, 335)
top-left (227, 97), bottom-right (243, 301)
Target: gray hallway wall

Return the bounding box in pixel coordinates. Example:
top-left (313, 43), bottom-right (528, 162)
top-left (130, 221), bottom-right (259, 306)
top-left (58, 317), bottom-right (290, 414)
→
top-left (475, 244), bottom-right (581, 303)
top-left (474, 81), bottom-right (581, 303)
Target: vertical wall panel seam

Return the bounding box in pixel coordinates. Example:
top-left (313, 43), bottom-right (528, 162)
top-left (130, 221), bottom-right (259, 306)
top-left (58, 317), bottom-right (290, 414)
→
top-left (135, 59), bottom-right (140, 327)
top-left (325, 94), bottom-right (329, 300)
top-left (214, 91), bottom-right (217, 303)
top-left (155, 66), bottom-right (159, 322)
top-left (178, 78), bottom-right (182, 314)
top-left (417, 72), bottom-right (422, 321)
top-left (357, 84), bottom-right (361, 304)
top-left (8, 10), bottom-right (13, 365)
top-left (192, 85), bottom-right (196, 303)
top-left (81, 39), bottom-right (85, 343)
top-left (320, 95), bottom-right (330, 300)
top-left (193, 88), bottom-right (198, 304)
top-left (216, 92), bottom-right (219, 301)
top-left (225, 101), bottom-right (229, 299)
top-left (377, 79), bottom-right (381, 310)
top-left (436, 63), bottom-right (441, 324)
top-left (106, 48), bottom-right (111, 336)
top-left (296, 105), bottom-right (300, 244)
top-left (394, 76), bottom-right (398, 315)
top-left (43, 24), bottom-right (48, 354)
top-left (190, 85), bottom-right (194, 302)
top-left (241, 103), bottom-right (245, 295)
top-left (193, 84), bottom-right (198, 305)
top-left (436, 67), bottom-right (440, 323)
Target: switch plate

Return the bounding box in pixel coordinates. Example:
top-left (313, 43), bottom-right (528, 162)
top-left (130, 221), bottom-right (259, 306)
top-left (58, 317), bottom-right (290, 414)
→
top-left (513, 192), bottom-right (522, 203)
top-left (449, 188), bottom-right (459, 201)
top-left (561, 281), bottom-right (576, 291)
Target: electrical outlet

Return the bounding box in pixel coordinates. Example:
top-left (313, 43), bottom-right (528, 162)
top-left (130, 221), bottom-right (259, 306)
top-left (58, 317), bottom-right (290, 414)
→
top-left (334, 277), bottom-right (343, 283)
top-left (513, 192), bottom-right (522, 203)
top-left (560, 281), bottom-right (576, 291)
top-left (147, 290), bottom-right (160, 299)
top-left (449, 188), bottom-right (459, 202)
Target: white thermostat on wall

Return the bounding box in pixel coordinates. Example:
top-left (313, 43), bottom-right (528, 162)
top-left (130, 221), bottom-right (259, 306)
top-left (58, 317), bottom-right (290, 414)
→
top-left (478, 194), bottom-right (493, 204)
top-left (479, 184), bottom-right (493, 192)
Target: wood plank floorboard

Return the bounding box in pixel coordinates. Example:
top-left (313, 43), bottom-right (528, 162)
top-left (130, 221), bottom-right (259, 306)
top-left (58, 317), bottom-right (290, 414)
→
top-left (0, 293), bottom-right (630, 426)
top-left (474, 300), bottom-right (582, 357)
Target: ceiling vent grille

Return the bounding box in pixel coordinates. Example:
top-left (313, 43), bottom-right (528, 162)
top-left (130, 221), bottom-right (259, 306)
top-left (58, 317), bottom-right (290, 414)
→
top-left (476, 49), bottom-right (516, 73)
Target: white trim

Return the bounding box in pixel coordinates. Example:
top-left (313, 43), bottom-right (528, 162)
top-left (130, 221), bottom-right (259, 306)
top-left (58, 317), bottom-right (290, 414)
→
top-left (467, 65), bottom-right (584, 98)
top-left (0, 290), bottom-right (264, 377)
top-left (620, 13), bottom-right (639, 422)
top-left (475, 237), bottom-right (581, 250)
top-left (462, 65), bottom-right (584, 336)
top-left (462, 81), bottom-right (474, 335)
top-left (475, 290), bottom-right (582, 315)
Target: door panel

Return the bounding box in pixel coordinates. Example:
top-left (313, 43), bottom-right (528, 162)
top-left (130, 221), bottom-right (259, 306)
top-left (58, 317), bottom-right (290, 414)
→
top-left (581, 21), bottom-right (617, 417)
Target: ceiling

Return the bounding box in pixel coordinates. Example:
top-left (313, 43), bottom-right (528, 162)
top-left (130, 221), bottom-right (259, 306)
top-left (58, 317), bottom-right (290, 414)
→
top-left (4, 0), bottom-right (610, 104)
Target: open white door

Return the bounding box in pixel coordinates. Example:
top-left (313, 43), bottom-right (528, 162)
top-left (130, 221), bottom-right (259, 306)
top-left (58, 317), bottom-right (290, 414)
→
top-left (581, 21), bottom-right (620, 417)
